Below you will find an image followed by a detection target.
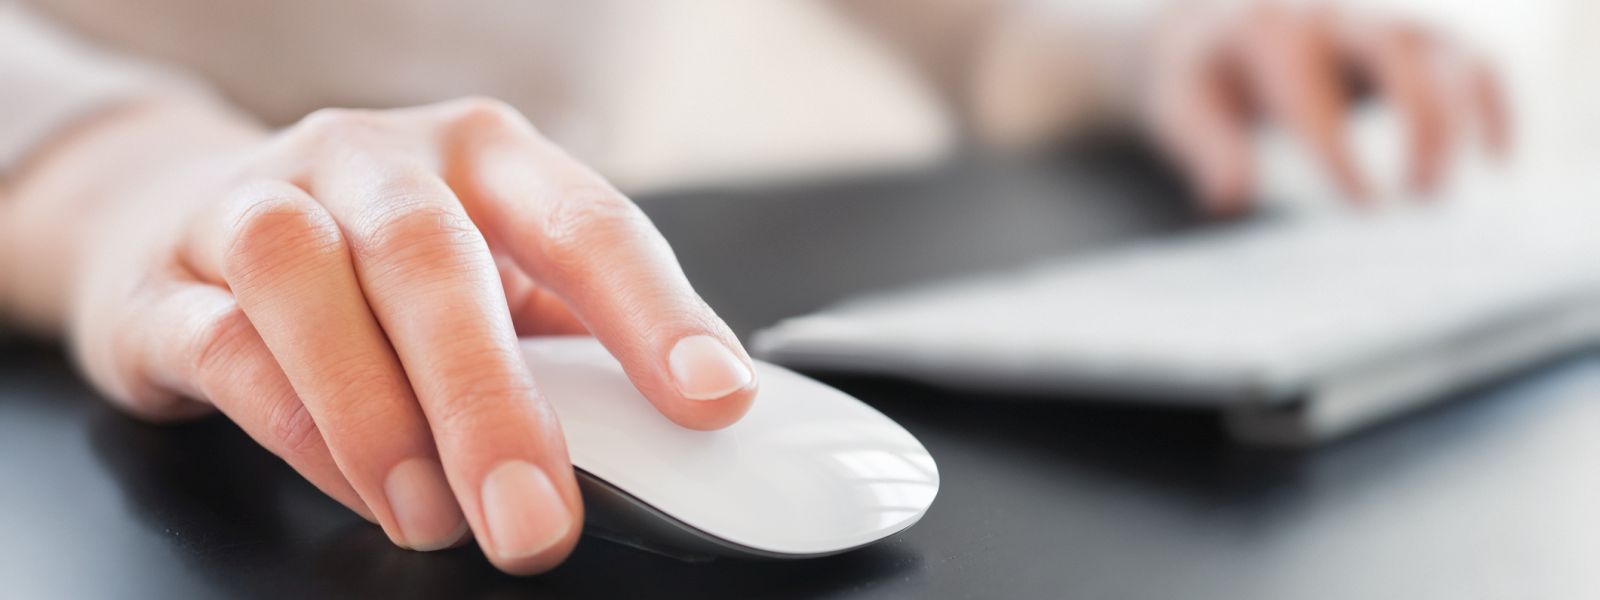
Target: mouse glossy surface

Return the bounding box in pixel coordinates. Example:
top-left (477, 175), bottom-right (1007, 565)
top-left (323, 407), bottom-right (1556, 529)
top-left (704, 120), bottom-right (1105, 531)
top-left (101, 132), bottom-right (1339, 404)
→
top-left (521, 337), bottom-right (939, 557)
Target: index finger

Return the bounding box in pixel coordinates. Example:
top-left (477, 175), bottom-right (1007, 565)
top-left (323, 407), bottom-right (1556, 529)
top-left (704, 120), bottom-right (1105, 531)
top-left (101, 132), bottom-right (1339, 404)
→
top-left (439, 100), bottom-right (757, 432)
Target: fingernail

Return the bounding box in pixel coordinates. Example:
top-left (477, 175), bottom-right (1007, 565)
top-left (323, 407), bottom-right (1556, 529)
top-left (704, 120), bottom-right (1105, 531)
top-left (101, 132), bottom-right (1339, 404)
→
top-left (481, 461), bottom-right (571, 560)
top-left (668, 335), bottom-right (753, 400)
top-left (384, 458), bottom-right (468, 551)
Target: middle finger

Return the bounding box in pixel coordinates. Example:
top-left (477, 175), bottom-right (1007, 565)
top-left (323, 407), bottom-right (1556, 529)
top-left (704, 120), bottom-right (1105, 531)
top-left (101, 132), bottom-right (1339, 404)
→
top-left (307, 143), bottom-right (583, 574)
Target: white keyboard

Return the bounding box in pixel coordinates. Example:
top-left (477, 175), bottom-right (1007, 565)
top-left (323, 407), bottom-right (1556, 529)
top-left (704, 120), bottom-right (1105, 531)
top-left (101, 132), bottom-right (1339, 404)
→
top-left (754, 183), bottom-right (1600, 443)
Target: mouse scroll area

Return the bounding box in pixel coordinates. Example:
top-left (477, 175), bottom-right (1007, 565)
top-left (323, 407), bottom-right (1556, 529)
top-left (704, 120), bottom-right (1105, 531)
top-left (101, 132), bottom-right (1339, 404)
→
top-left (521, 336), bottom-right (939, 559)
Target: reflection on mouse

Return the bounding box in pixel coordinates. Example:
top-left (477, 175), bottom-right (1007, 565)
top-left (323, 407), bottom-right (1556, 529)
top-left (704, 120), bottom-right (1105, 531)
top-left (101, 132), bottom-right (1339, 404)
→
top-left (520, 336), bottom-right (939, 560)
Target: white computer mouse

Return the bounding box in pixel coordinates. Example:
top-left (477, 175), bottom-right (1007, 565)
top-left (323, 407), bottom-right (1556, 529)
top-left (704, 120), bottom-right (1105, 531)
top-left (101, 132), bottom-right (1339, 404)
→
top-left (520, 336), bottom-right (939, 559)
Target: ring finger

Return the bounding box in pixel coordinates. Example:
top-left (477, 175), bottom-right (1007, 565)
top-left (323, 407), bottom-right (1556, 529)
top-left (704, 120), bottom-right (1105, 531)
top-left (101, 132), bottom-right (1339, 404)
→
top-left (183, 180), bottom-right (468, 551)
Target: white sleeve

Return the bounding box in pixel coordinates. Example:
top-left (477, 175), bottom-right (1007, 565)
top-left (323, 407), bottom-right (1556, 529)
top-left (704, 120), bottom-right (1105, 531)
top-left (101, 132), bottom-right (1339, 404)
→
top-left (0, 2), bottom-right (207, 335)
top-left (0, 2), bottom-right (195, 175)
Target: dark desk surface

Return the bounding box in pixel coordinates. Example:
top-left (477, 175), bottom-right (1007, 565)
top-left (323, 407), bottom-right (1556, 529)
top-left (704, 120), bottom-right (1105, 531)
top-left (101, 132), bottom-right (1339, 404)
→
top-left (5, 150), bottom-right (1598, 599)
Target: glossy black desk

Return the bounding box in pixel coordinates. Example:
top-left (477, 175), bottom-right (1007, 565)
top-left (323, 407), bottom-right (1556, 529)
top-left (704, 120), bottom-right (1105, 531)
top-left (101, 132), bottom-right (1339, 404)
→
top-left (5, 150), bottom-right (1598, 599)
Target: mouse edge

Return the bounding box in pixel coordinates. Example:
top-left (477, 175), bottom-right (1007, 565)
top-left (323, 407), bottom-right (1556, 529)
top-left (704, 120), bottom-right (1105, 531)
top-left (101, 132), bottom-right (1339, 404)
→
top-left (576, 469), bottom-right (930, 561)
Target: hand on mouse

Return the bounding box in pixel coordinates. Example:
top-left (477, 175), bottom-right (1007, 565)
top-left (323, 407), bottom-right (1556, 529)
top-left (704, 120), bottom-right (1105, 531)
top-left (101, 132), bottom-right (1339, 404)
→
top-left (1140, 2), bottom-right (1510, 214)
top-left (2, 95), bottom-right (757, 574)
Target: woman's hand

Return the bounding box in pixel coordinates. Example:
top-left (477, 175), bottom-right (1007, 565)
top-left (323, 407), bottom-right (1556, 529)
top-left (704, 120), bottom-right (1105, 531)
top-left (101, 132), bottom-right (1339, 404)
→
top-left (1142, 2), bottom-right (1510, 214)
top-left (8, 96), bottom-right (757, 574)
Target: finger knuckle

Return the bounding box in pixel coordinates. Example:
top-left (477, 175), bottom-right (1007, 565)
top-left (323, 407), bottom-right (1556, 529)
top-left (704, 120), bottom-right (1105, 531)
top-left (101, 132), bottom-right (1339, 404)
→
top-left (315, 364), bottom-right (413, 431)
top-left (446, 96), bottom-right (528, 132)
top-left (186, 304), bottom-right (256, 384)
top-left (350, 199), bottom-right (487, 278)
top-left (274, 108), bottom-right (393, 159)
top-left (425, 347), bottom-right (541, 429)
top-left (298, 107), bottom-right (379, 137)
top-left (222, 187), bottom-right (346, 288)
top-left (267, 399), bottom-right (325, 458)
top-left (538, 186), bottom-right (651, 273)
top-left (432, 378), bottom-right (541, 435)
top-left (108, 351), bottom-right (200, 422)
